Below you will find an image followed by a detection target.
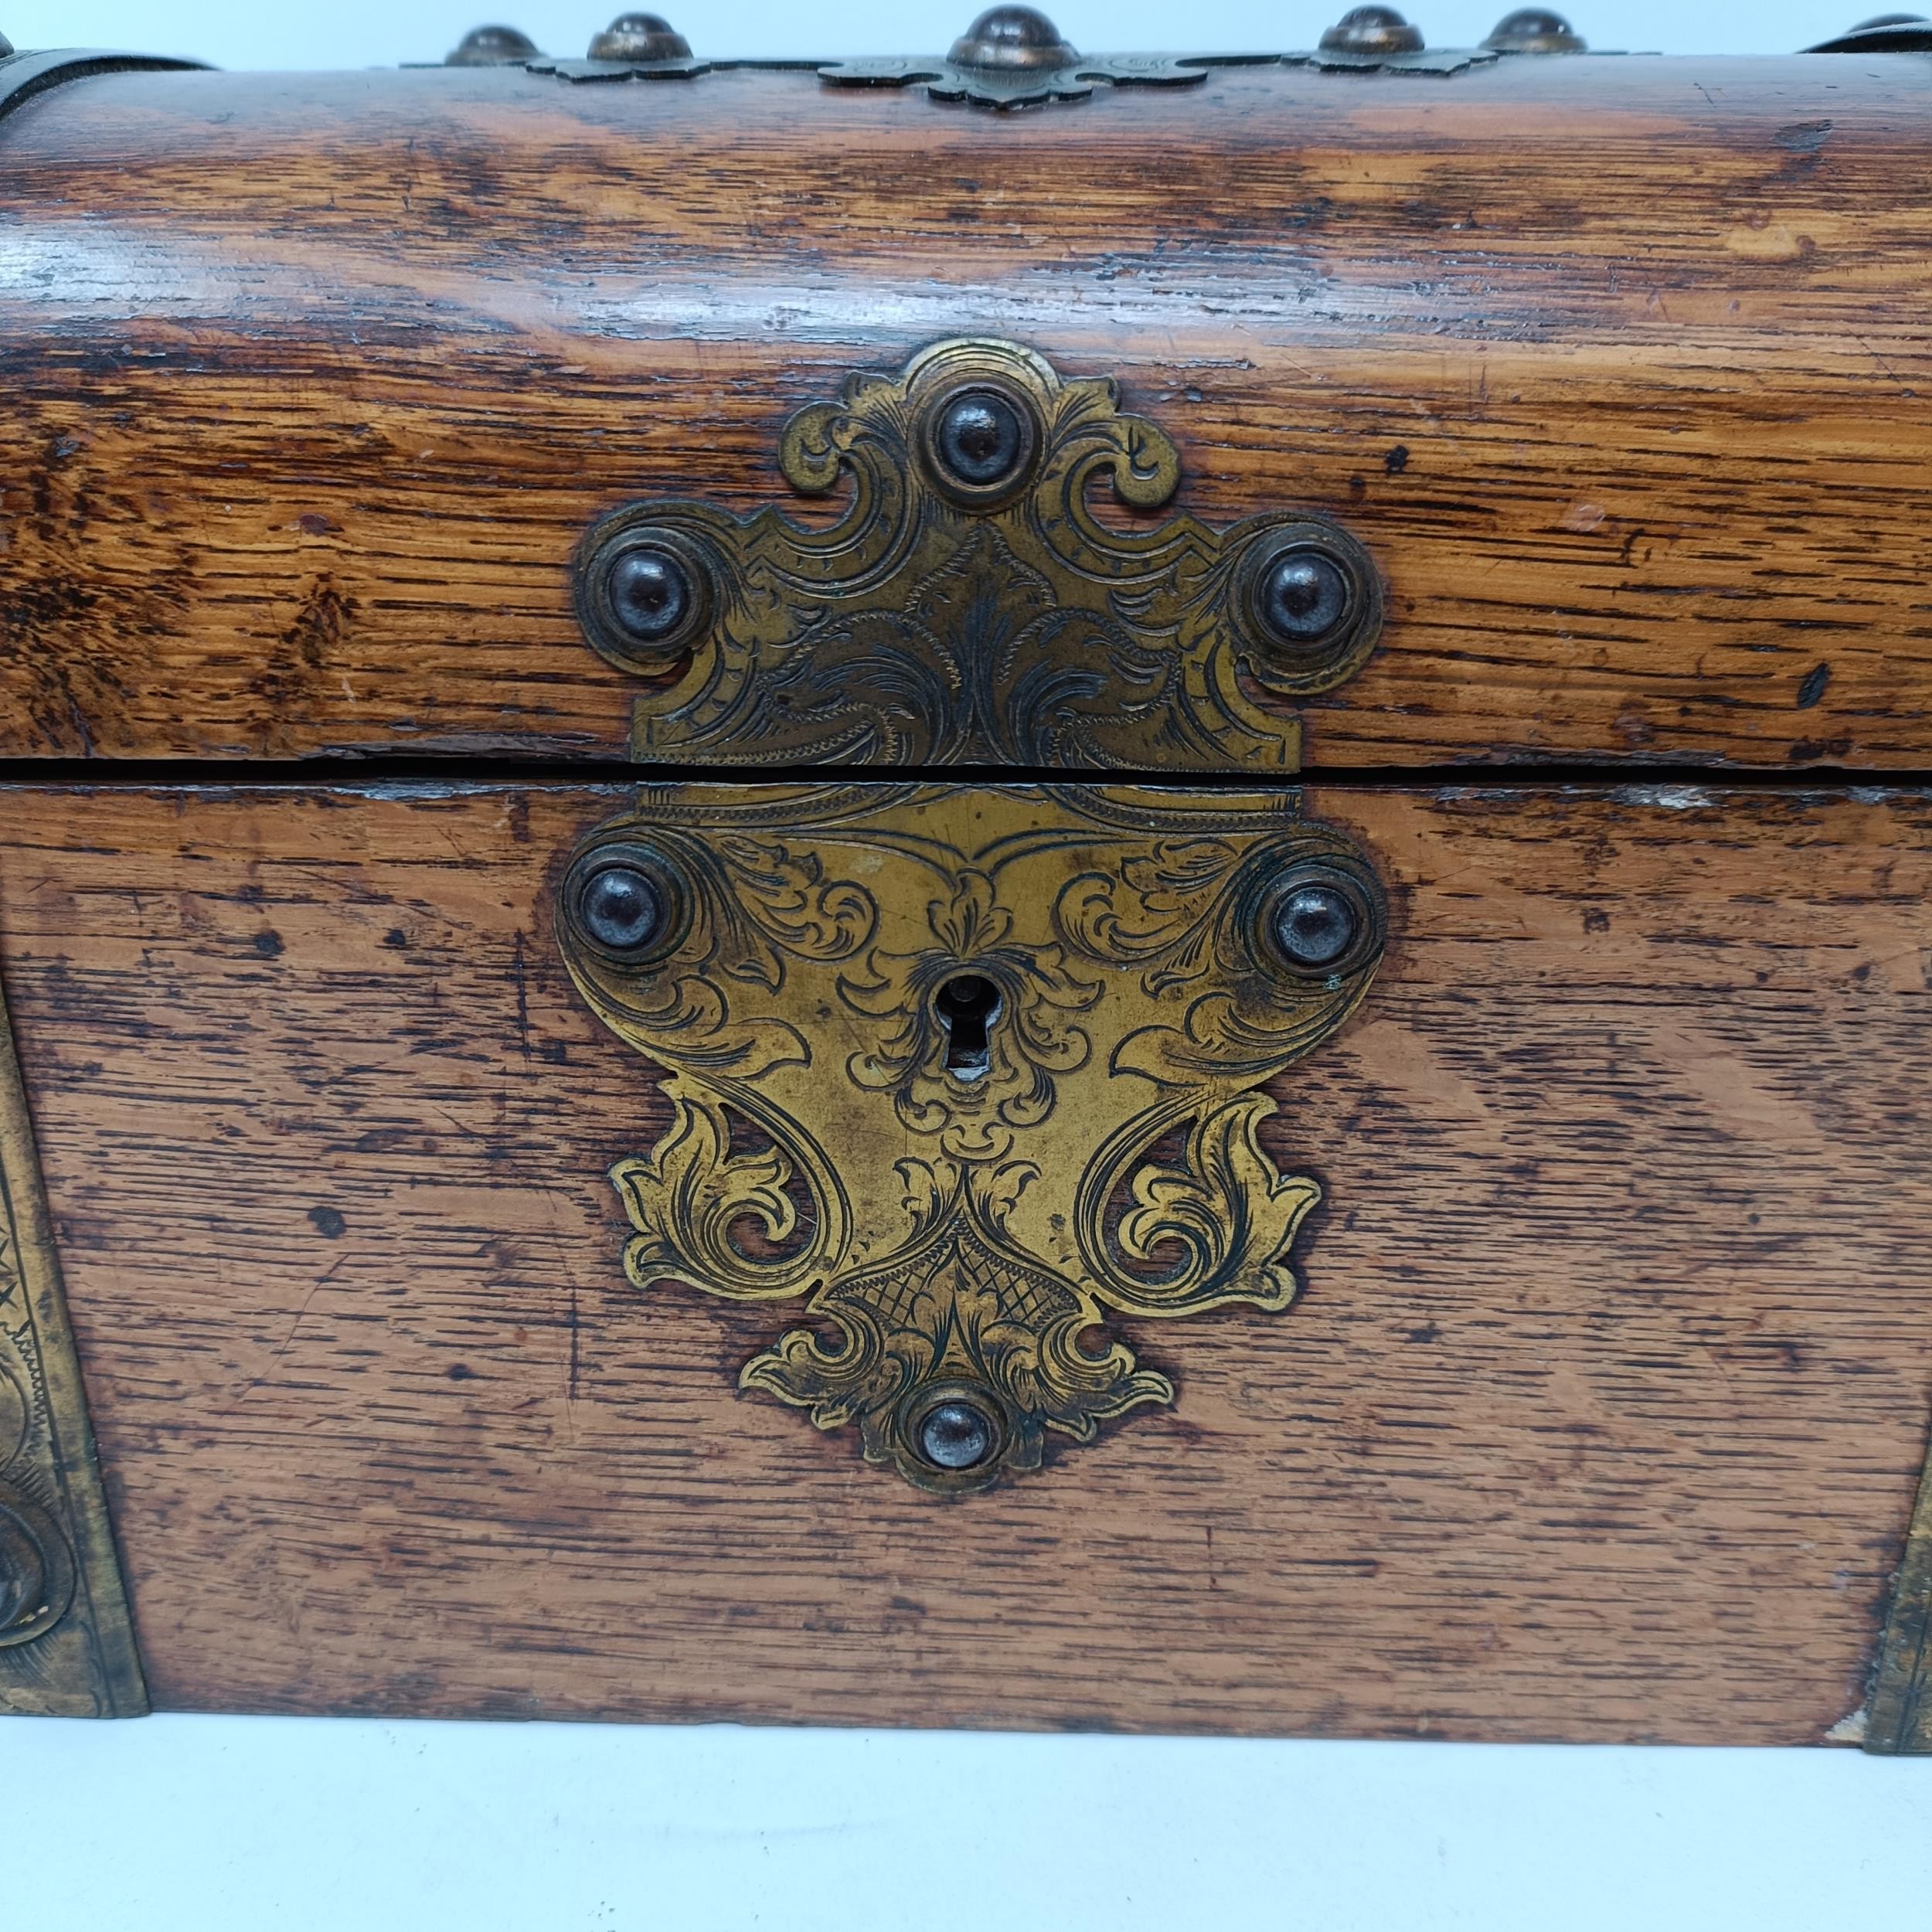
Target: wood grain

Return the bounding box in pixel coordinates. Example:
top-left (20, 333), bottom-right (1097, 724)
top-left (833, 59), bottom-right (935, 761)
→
top-left (0, 779), bottom-right (1925, 1740)
top-left (2, 60), bottom-right (1930, 770)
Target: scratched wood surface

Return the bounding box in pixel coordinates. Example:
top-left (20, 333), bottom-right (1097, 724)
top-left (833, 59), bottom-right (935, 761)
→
top-left (0, 780), bottom-right (1923, 1739)
top-left (2, 59), bottom-right (1930, 769)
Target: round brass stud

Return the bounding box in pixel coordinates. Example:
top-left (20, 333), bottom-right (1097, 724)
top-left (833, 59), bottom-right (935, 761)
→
top-left (1255, 549), bottom-right (1349, 648)
top-left (1319, 5), bottom-right (1425, 54)
top-left (445, 24), bottom-right (540, 64)
top-left (904, 1381), bottom-right (1009, 1479)
top-left (919, 1399), bottom-right (998, 1469)
top-left (946, 5), bottom-right (1077, 70)
top-left (920, 377), bottom-right (1041, 509)
top-left (565, 844), bottom-right (688, 968)
top-left (1237, 522), bottom-right (1382, 696)
top-left (608, 547), bottom-right (694, 647)
top-left (1273, 883), bottom-right (1358, 971)
top-left (1804, 12), bottom-right (1932, 47)
top-left (1256, 858), bottom-right (1384, 984)
top-left (1482, 7), bottom-right (1586, 51)
top-left (576, 522), bottom-right (714, 673)
top-left (589, 11), bottom-right (692, 60)
top-left (581, 865), bottom-right (664, 954)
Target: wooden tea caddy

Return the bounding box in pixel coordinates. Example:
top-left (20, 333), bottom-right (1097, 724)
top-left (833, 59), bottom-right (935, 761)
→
top-left (0, 9), bottom-right (1927, 1748)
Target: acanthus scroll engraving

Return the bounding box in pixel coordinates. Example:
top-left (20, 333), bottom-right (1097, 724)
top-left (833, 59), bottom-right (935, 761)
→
top-left (560, 784), bottom-right (1384, 1492)
top-left (573, 338), bottom-right (1382, 774)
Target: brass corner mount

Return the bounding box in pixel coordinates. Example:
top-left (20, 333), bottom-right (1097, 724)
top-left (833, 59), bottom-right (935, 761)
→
top-left (1866, 1425), bottom-right (1932, 1753)
top-left (0, 983), bottom-right (146, 1716)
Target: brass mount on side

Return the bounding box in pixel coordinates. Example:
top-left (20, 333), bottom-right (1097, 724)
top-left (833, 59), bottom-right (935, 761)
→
top-left (1866, 1427), bottom-right (1932, 1754)
top-left (0, 978), bottom-right (146, 1716)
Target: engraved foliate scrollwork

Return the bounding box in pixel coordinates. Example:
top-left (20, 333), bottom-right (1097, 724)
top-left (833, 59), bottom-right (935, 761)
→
top-left (740, 1156), bottom-right (1173, 1486)
top-left (842, 869), bottom-right (1100, 1158)
top-left (1057, 827), bottom-right (1385, 1081)
top-left (611, 1093), bottom-right (828, 1302)
top-left (573, 338), bottom-right (1382, 774)
top-left (560, 784), bottom-right (1383, 1493)
top-left (1096, 1094), bottom-right (1322, 1317)
top-left (0, 980), bottom-right (147, 1715)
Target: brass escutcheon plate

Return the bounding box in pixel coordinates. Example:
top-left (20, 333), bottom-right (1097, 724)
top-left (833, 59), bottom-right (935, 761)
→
top-left (559, 783), bottom-right (1383, 1492)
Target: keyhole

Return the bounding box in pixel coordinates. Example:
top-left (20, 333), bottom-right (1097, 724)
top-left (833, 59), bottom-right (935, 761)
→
top-left (934, 975), bottom-right (1002, 1083)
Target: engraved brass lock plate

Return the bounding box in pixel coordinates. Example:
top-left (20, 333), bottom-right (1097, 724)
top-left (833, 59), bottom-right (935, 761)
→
top-left (560, 784), bottom-right (1383, 1492)
top-left (573, 337), bottom-right (1381, 771)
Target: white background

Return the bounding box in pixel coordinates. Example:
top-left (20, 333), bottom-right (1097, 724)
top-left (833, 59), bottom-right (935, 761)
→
top-left (9, 1716), bottom-right (1932, 1928)
top-left (5, 2), bottom-right (1932, 1927)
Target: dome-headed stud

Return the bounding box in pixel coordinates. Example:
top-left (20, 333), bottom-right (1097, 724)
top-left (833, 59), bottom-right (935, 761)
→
top-left (577, 521), bottom-right (713, 672)
top-left (934, 390), bottom-right (1029, 488)
top-left (1804, 12), bottom-right (1932, 46)
top-left (947, 5), bottom-right (1078, 70)
top-left (588, 12), bottom-right (692, 60)
top-left (919, 376), bottom-right (1042, 508)
top-left (1260, 861), bottom-right (1381, 981)
top-left (607, 547), bottom-right (694, 647)
top-left (1254, 549), bottom-right (1350, 649)
top-left (1273, 883), bottom-right (1359, 971)
top-left (445, 24), bottom-right (540, 63)
top-left (563, 839), bottom-right (690, 968)
top-left (579, 862), bottom-right (664, 955)
top-left (918, 1398), bottom-right (998, 1470)
top-left (1320, 5), bottom-right (1425, 53)
top-left (1482, 7), bottom-right (1587, 51)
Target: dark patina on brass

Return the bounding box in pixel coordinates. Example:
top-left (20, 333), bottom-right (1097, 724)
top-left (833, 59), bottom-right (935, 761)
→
top-left (574, 338), bottom-right (1382, 771)
top-left (1483, 8), bottom-right (1587, 52)
top-left (523, 9), bottom-right (710, 80)
top-left (558, 784), bottom-right (1386, 1493)
top-left (1866, 1423), bottom-right (1932, 1753)
top-left (1300, 6), bottom-right (1501, 71)
top-left (820, 5), bottom-right (1211, 109)
top-left (1320, 5), bottom-right (1424, 56)
top-left (444, 24), bottom-right (540, 64)
top-left (1806, 12), bottom-right (1932, 51)
top-left (0, 46), bottom-right (212, 128)
top-left (0, 969), bottom-right (146, 1716)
